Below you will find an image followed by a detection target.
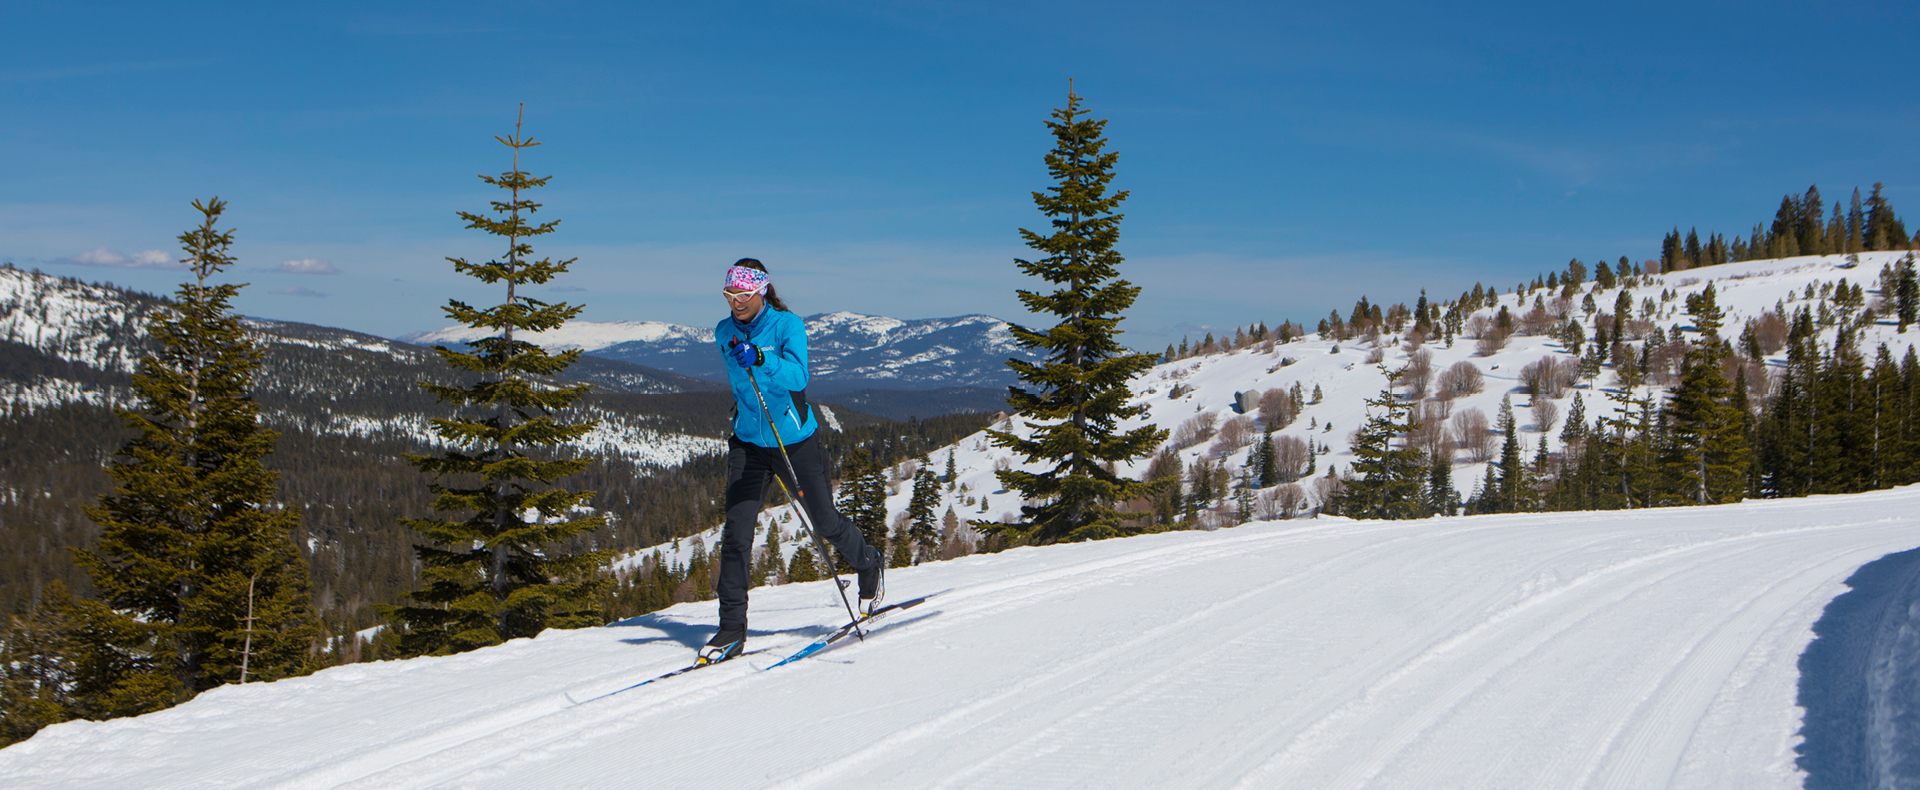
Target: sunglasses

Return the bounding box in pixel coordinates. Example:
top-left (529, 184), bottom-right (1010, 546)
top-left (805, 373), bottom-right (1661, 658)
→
top-left (723, 288), bottom-right (762, 302)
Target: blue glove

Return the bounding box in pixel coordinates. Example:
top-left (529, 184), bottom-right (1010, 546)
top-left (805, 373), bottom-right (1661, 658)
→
top-left (727, 339), bottom-right (764, 368)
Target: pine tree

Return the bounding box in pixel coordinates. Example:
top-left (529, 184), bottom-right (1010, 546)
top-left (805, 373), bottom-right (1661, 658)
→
top-left (1897, 254), bottom-right (1918, 332)
top-left (74, 197), bottom-right (317, 705)
top-left (944, 450), bottom-right (958, 489)
top-left (1425, 451), bottom-right (1455, 516)
top-left (1256, 432), bottom-right (1279, 487)
top-left (1495, 395), bottom-right (1525, 511)
top-left (836, 450), bottom-right (889, 571)
top-left (985, 85), bottom-right (1167, 544)
top-left (889, 521), bottom-right (913, 569)
top-left (907, 466), bottom-right (940, 563)
top-left (787, 545), bottom-right (821, 583)
top-left (1330, 371), bottom-right (1429, 519)
top-left (382, 110), bottom-right (608, 656)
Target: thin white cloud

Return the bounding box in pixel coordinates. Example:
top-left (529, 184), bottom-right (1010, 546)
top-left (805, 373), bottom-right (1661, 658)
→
top-left (53, 247), bottom-right (182, 269)
top-left (273, 258), bottom-right (339, 275)
top-left (269, 286), bottom-right (328, 298)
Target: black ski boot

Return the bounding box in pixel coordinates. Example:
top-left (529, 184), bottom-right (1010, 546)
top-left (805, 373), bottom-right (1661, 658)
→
top-left (699, 625), bottom-right (746, 664)
top-left (858, 560), bottom-right (884, 616)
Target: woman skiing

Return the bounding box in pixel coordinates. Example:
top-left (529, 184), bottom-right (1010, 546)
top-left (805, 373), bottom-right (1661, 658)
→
top-left (702, 258), bottom-right (884, 663)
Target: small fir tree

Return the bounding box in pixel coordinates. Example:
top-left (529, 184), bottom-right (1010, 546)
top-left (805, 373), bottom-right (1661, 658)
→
top-left (787, 545), bottom-right (821, 583)
top-left (75, 197), bottom-right (317, 706)
top-left (383, 110), bottom-right (609, 656)
top-left (985, 85), bottom-right (1167, 543)
top-left (836, 451), bottom-right (889, 572)
top-left (1426, 451), bottom-right (1455, 515)
top-left (1256, 432), bottom-right (1280, 487)
top-left (1330, 370), bottom-right (1430, 519)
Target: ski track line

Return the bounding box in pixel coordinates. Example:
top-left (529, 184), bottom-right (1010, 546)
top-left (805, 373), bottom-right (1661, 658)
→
top-left (1583, 542), bottom-right (1896, 790)
top-left (759, 565), bottom-right (1339, 790)
top-left (1318, 536), bottom-right (1784, 789)
top-left (294, 522), bottom-right (1402, 789)
top-left (916, 520), bottom-right (1562, 788)
top-left (1186, 519), bottom-right (1712, 788)
top-left (1231, 519), bottom-right (1887, 789)
top-left (777, 516), bottom-right (1814, 788)
top-left (756, 522), bottom-right (1528, 790)
top-left (1377, 538), bottom-right (1802, 789)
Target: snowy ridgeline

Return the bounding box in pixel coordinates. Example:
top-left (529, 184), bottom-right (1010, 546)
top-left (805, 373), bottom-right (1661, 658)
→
top-left (0, 267), bottom-right (723, 468)
top-left (9, 484), bottom-right (1920, 787)
top-left (617, 251), bottom-right (1920, 573)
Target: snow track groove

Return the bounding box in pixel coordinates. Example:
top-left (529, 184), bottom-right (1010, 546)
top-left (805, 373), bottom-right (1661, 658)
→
top-left (7, 491), bottom-right (1920, 789)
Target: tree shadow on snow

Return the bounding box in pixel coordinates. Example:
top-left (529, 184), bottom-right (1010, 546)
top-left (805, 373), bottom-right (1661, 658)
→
top-left (1796, 544), bottom-right (1920, 789)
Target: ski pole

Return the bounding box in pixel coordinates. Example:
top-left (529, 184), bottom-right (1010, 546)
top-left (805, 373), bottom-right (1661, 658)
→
top-left (732, 337), bottom-right (865, 636)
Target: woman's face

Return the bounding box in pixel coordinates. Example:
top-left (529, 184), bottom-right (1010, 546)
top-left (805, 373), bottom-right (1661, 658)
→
top-left (725, 287), bottom-right (764, 321)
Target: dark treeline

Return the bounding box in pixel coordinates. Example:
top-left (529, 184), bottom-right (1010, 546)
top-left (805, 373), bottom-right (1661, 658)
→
top-left (1661, 183), bottom-right (1915, 271)
top-left (0, 381), bottom-right (991, 637)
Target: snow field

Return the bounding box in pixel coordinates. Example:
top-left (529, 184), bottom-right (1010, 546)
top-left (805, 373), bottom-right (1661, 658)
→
top-left (7, 486), bottom-right (1920, 787)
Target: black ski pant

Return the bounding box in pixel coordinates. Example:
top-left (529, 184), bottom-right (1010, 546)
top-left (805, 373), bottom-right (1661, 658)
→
top-left (718, 433), bottom-right (879, 629)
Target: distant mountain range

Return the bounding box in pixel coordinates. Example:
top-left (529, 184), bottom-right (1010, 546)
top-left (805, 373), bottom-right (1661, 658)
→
top-left (400, 311), bottom-right (1042, 395)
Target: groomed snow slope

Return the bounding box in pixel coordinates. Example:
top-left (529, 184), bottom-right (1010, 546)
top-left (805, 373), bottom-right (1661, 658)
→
top-left (8, 488), bottom-right (1920, 788)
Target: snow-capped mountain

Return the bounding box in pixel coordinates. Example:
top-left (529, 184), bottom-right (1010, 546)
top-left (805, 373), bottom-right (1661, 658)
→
top-left (403, 310), bottom-right (1043, 393)
top-left (0, 266), bottom-right (722, 466)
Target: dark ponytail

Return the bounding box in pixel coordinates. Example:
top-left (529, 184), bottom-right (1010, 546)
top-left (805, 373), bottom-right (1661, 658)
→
top-left (733, 258), bottom-right (790, 312)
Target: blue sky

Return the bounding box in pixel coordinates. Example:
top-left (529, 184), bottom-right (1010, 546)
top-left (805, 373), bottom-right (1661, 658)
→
top-left (4, 1), bottom-right (1916, 351)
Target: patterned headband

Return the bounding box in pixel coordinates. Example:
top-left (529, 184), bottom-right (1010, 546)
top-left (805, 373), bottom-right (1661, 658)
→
top-left (725, 266), bottom-right (769, 295)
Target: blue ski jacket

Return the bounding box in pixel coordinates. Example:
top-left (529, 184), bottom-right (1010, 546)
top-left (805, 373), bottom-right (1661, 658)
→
top-left (715, 306), bottom-right (817, 447)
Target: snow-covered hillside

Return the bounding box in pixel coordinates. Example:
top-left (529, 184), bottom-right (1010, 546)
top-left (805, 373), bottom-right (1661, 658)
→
top-left (8, 486), bottom-right (1920, 788)
top-left (627, 251), bottom-right (1920, 576)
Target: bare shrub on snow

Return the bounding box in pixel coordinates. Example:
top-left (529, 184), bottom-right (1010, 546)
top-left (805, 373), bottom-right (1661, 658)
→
top-left (1453, 408), bottom-right (1496, 463)
top-left (1399, 349), bottom-right (1433, 397)
top-left (1530, 398), bottom-right (1560, 434)
top-left (1210, 416), bottom-right (1257, 457)
top-left (1475, 327), bottom-right (1510, 356)
top-left (1171, 411), bottom-right (1219, 450)
top-left (1464, 314), bottom-right (1493, 338)
top-left (1271, 435), bottom-right (1311, 482)
top-left (1518, 306), bottom-right (1554, 335)
top-left (1259, 388), bottom-right (1297, 429)
top-left (1406, 401), bottom-right (1454, 462)
top-left (1436, 361), bottom-right (1485, 400)
top-left (1519, 355), bottom-right (1574, 399)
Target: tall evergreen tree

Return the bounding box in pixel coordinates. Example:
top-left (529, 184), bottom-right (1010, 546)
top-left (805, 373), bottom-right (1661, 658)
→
top-left (74, 198), bottom-right (317, 705)
top-left (907, 465), bottom-right (941, 563)
top-left (1666, 349), bottom-right (1749, 504)
top-left (1897, 254), bottom-right (1918, 332)
top-left (985, 85), bottom-right (1167, 543)
top-left (1494, 395), bottom-right (1526, 511)
top-left (382, 110), bottom-right (608, 656)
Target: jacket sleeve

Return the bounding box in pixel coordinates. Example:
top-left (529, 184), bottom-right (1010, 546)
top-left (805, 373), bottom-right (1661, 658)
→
top-left (759, 313), bottom-right (810, 393)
